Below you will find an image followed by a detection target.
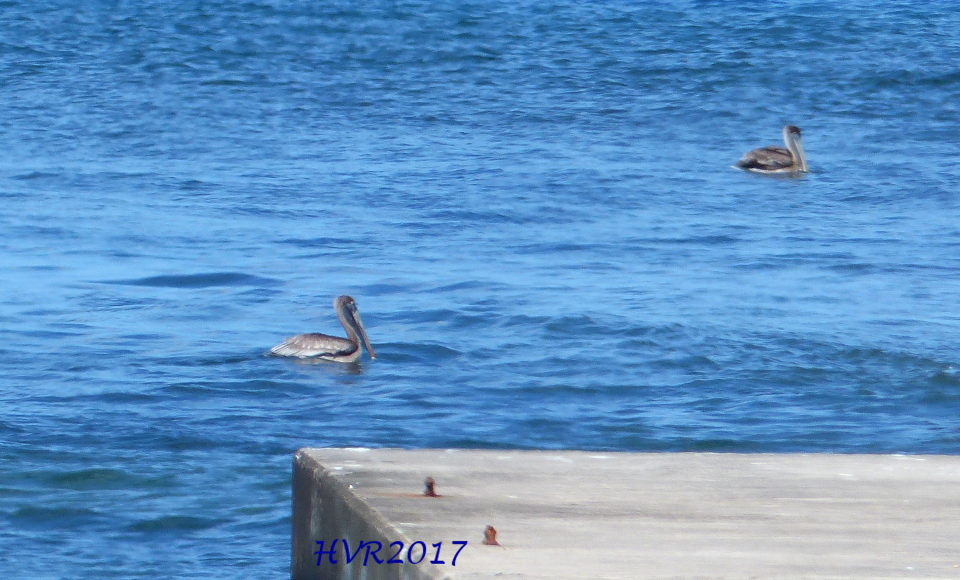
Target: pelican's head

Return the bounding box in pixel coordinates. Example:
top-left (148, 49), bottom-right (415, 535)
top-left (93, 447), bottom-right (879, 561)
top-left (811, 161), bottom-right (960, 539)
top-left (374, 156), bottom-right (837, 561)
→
top-left (335, 295), bottom-right (376, 359)
top-left (782, 125), bottom-right (808, 172)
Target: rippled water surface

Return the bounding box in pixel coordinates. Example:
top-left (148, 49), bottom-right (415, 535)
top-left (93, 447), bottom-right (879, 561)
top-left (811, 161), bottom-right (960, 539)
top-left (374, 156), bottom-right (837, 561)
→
top-left (2, 0), bottom-right (960, 577)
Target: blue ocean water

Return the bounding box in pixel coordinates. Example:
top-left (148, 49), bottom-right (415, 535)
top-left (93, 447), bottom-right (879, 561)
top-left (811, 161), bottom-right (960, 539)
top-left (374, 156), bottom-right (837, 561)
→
top-left (2, 0), bottom-right (959, 577)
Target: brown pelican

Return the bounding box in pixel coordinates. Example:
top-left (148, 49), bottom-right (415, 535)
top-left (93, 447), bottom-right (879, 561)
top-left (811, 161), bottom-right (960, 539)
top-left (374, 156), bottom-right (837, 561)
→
top-left (736, 125), bottom-right (809, 174)
top-left (270, 295), bottom-right (375, 362)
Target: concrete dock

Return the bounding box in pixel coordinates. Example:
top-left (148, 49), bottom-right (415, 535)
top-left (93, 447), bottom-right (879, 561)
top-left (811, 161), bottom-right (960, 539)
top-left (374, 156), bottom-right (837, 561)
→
top-left (292, 448), bottom-right (960, 580)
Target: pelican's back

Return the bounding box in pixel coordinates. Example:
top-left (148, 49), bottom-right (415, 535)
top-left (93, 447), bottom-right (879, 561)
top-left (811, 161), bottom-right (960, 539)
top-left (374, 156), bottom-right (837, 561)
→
top-left (736, 146), bottom-right (795, 172)
top-left (270, 332), bottom-right (359, 360)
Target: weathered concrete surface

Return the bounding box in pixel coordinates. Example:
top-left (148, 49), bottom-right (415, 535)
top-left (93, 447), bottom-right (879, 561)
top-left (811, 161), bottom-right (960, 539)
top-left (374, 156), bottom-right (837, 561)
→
top-left (293, 448), bottom-right (960, 580)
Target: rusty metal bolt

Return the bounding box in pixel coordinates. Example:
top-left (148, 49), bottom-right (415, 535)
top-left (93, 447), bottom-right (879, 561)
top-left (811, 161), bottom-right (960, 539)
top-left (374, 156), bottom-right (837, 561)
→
top-left (423, 476), bottom-right (439, 497)
top-left (482, 525), bottom-right (500, 546)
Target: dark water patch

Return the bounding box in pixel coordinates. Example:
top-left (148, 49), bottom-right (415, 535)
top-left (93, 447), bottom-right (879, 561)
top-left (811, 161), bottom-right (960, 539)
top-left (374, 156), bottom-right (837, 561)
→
top-left (79, 294), bottom-right (162, 311)
top-left (528, 357), bottom-right (607, 379)
top-left (15, 329), bottom-right (84, 339)
top-left (568, 260), bottom-right (622, 273)
top-left (919, 390), bottom-right (960, 404)
top-left (163, 352), bottom-right (262, 368)
top-left (521, 383), bottom-right (605, 396)
top-left (357, 282), bottom-right (422, 296)
top-left (37, 468), bottom-right (137, 491)
top-left (104, 272), bottom-right (282, 288)
top-left (58, 389), bottom-right (160, 405)
top-left (79, 170), bottom-right (156, 182)
top-left (230, 513), bottom-right (290, 532)
top-left (838, 346), bottom-right (939, 370)
top-left (655, 235), bottom-right (741, 246)
top-left (466, 343), bottom-right (533, 361)
top-left (543, 315), bottom-right (604, 336)
top-left (200, 78), bottom-right (249, 86)
top-left (20, 307), bottom-right (69, 317)
top-left (108, 426), bottom-right (222, 453)
top-left (827, 262), bottom-right (879, 274)
top-left (0, 420), bottom-right (26, 435)
top-left (616, 322), bottom-right (691, 339)
top-left (161, 381), bottom-right (237, 396)
top-left (918, 70), bottom-right (960, 87)
top-left (518, 241), bottom-right (603, 253)
top-left (230, 378), bottom-right (315, 396)
top-left (177, 178), bottom-right (216, 190)
top-left (0, 486), bottom-right (31, 497)
top-left (929, 368), bottom-right (960, 386)
top-left (429, 208), bottom-right (568, 226)
top-left (462, 297), bottom-right (504, 311)
top-left (377, 342), bottom-right (461, 364)
top-left (501, 314), bottom-right (550, 327)
top-left (128, 515), bottom-right (223, 534)
top-left (617, 337), bottom-right (661, 349)
top-left (734, 259), bottom-right (797, 272)
top-left (286, 250), bottom-right (362, 260)
top-left (428, 280), bottom-right (502, 293)
top-left (648, 354), bottom-right (721, 372)
top-left (447, 313), bottom-right (487, 329)
top-left (279, 236), bottom-right (360, 249)
top-left (10, 171), bottom-right (62, 180)
top-left (235, 287), bottom-right (281, 304)
top-left (8, 505), bottom-right (105, 529)
top-left (407, 308), bottom-right (463, 324)
top-left (14, 225), bottom-right (75, 239)
top-left (118, 332), bottom-right (166, 342)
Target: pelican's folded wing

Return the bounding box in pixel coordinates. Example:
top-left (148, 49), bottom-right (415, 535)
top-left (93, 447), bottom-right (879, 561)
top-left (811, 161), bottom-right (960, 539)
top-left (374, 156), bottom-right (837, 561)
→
top-left (270, 333), bottom-right (358, 358)
top-left (736, 146), bottom-right (794, 172)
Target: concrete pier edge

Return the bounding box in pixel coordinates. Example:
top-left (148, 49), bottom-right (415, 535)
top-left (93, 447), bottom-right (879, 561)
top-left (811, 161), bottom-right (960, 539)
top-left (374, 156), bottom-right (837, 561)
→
top-left (293, 447), bottom-right (960, 580)
top-left (292, 448), bottom-right (451, 580)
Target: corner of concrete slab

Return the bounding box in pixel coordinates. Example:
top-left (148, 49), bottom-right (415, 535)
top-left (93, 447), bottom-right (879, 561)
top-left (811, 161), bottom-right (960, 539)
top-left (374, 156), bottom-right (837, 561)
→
top-left (292, 448), bottom-right (452, 580)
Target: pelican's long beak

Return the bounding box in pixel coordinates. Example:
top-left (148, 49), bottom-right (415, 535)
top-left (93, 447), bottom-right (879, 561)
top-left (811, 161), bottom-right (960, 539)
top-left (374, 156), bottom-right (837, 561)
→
top-left (350, 310), bottom-right (376, 359)
top-left (791, 135), bottom-right (809, 172)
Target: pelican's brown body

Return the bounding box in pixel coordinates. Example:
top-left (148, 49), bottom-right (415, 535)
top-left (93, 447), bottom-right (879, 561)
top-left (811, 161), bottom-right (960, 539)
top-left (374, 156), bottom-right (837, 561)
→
top-left (270, 295), bottom-right (375, 363)
top-left (736, 125), bottom-right (809, 174)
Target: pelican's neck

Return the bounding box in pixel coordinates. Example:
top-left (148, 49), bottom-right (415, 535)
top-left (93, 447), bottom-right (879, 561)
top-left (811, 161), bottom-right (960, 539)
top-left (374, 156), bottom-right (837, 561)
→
top-left (333, 296), bottom-right (375, 358)
top-left (782, 126), bottom-right (793, 155)
top-left (782, 127), bottom-right (808, 172)
top-left (336, 302), bottom-right (360, 345)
